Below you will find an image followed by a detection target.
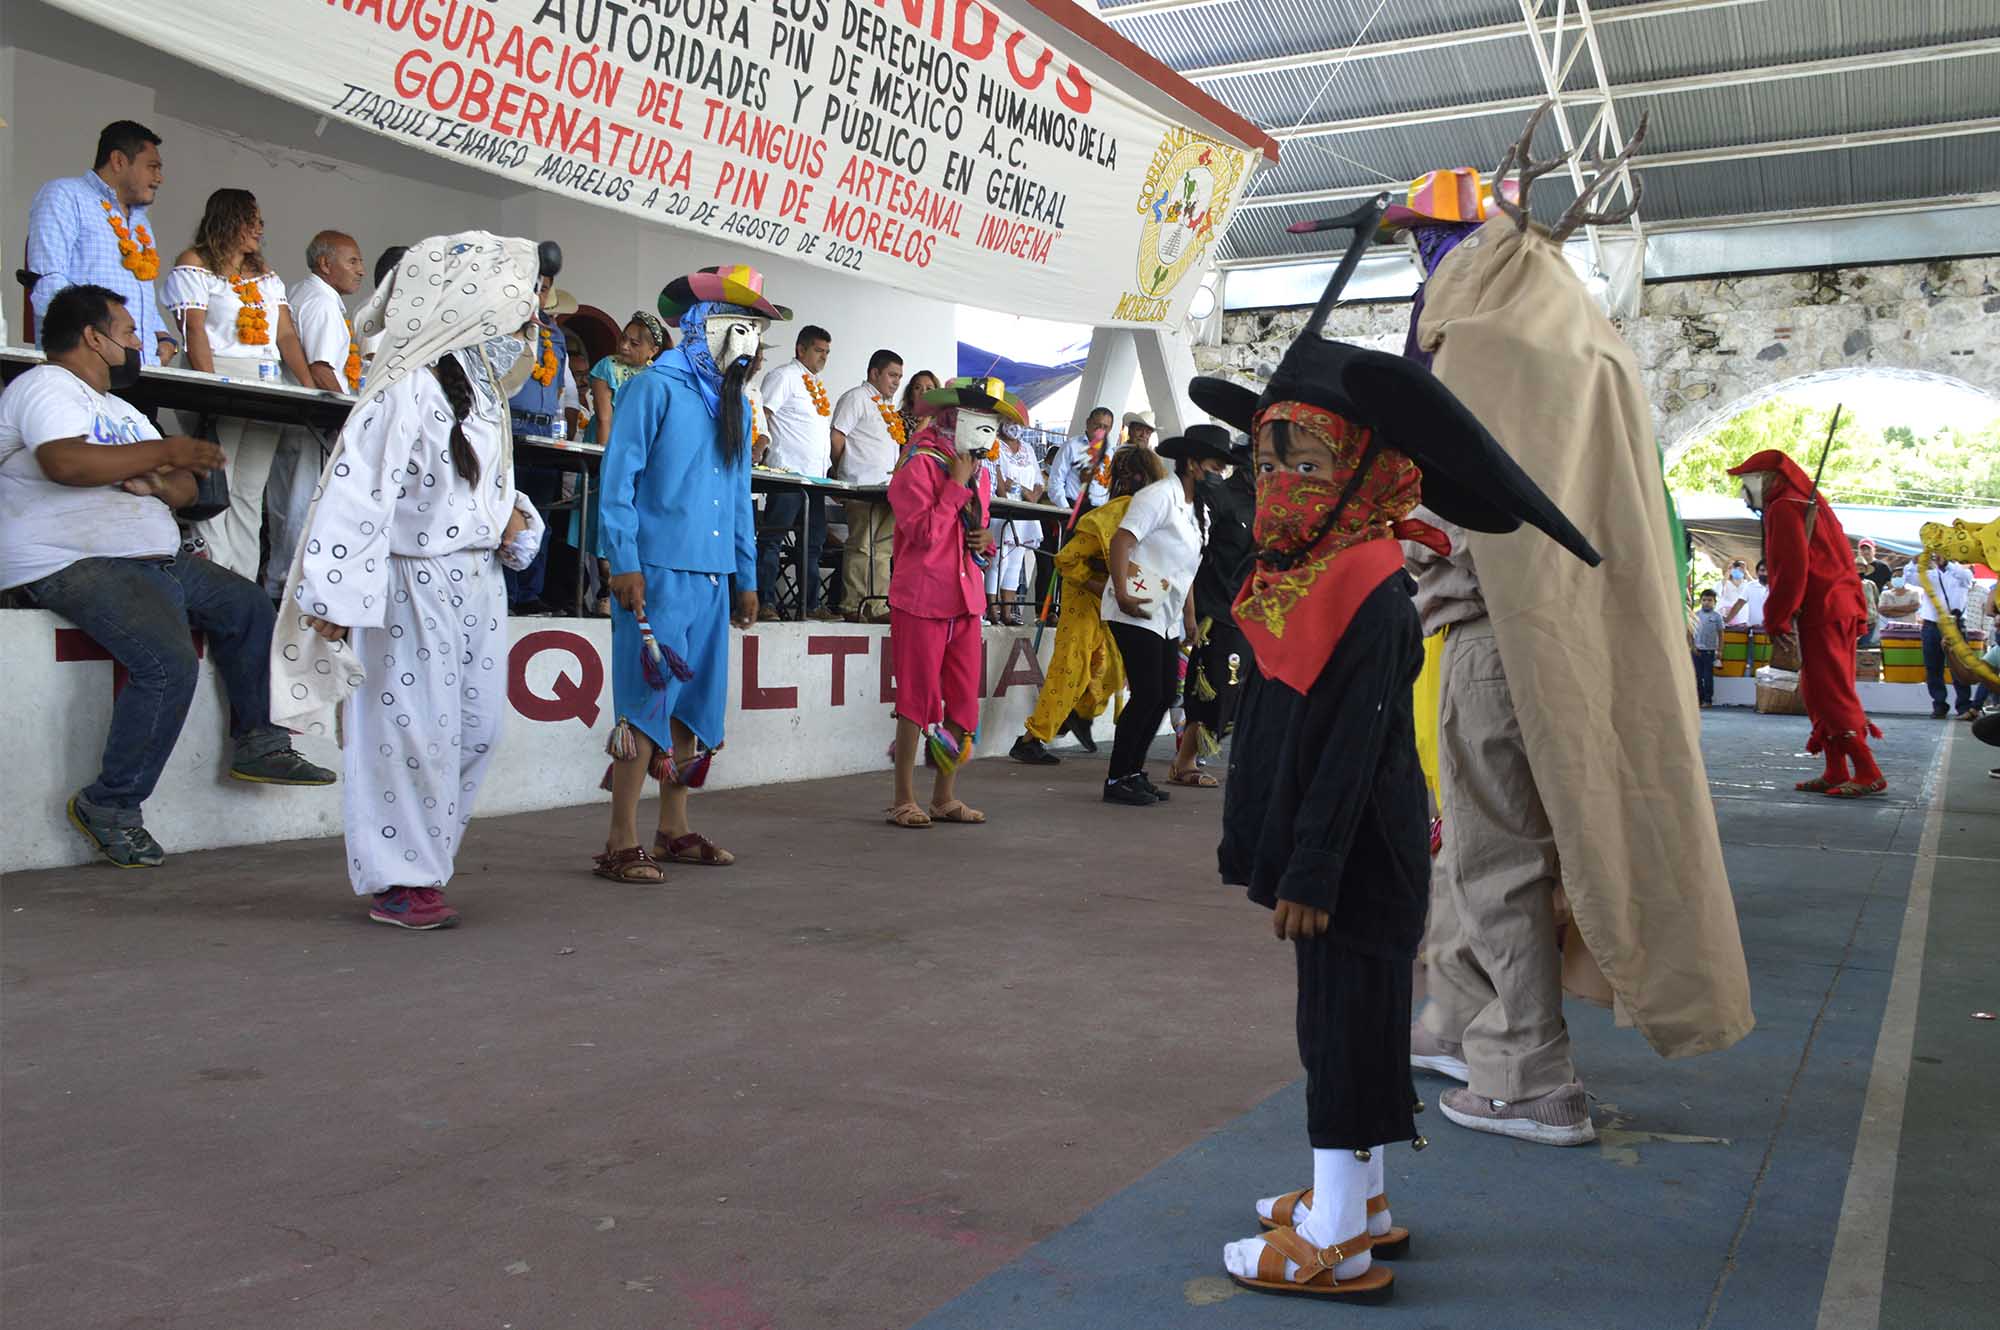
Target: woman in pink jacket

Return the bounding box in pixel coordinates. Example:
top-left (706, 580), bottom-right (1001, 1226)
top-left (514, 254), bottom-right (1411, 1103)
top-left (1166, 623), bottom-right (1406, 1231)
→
top-left (883, 377), bottom-right (1026, 828)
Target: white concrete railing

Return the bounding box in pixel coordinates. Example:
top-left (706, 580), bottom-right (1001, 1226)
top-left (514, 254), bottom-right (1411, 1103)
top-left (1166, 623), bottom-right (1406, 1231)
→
top-left (3, 613), bottom-right (1066, 873)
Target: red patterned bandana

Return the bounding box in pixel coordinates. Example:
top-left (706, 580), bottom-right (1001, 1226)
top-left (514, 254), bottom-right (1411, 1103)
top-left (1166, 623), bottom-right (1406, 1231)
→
top-left (1233, 401), bottom-right (1446, 693)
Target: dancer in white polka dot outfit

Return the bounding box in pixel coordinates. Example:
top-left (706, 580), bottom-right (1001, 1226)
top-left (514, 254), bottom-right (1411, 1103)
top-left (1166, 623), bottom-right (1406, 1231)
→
top-left (271, 234), bottom-right (544, 930)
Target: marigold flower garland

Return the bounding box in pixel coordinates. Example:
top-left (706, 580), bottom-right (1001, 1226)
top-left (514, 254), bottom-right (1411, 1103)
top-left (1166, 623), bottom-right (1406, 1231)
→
top-left (803, 372), bottom-right (830, 416)
top-left (100, 201), bottom-right (158, 280)
top-left (875, 396), bottom-right (907, 447)
top-left (231, 273), bottom-right (270, 346)
top-left (530, 324), bottom-right (559, 386)
top-left (343, 317), bottom-right (363, 392)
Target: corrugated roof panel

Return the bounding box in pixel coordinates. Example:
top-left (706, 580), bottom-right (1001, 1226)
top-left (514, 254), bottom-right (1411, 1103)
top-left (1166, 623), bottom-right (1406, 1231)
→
top-left (1609, 56), bottom-right (2000, 151)
top-left (1111, 0), bottom-right (2000, 269)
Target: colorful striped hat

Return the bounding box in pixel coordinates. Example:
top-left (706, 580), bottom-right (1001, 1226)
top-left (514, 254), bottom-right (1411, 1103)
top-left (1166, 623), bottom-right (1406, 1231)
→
top-left (1379, 168), bottom-right (1519, 235)
top-left (659, 264), bottom-right (792, 322)
top-left (919, 375), bottom-right (1029, 427)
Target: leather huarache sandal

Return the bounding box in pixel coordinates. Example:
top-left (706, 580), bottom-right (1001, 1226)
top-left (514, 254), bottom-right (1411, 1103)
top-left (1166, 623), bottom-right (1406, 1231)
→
top-left (1795, 777), bottom-right (1838, 792)
top-left (927, 799), bottom-right (986, 824)
top-left (1228, 1227), bottom-right (1393, 1302)
top-left (886, 802), bottom-right (933, 829)
top-left (1824, 779), bottom-right (1888, 799)
top-left (593, 845), bottom-right (666, 883)
top-left (656, 831), bottom-right (735, 866)
top-left (1257, 1191), bottom-right (1409, 1261)
top-left (1168, 768), bottom-right (1219, 788)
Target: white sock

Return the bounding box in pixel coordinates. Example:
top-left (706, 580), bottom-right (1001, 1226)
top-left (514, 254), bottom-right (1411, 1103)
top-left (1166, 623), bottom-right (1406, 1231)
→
top-left (1367, 1146), bottom-right (1392, 1237)
top-left (1227, 1149), bottom-right (1370, 1282)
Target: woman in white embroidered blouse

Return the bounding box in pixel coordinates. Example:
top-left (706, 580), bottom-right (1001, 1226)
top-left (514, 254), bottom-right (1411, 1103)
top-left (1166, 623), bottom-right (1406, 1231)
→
top-left (165, 188), bottom-right (313, 580)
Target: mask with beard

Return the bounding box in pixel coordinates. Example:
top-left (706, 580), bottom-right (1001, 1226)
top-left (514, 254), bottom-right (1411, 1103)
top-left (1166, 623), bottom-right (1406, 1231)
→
top-left (678, 300), bottom-right (767, 458)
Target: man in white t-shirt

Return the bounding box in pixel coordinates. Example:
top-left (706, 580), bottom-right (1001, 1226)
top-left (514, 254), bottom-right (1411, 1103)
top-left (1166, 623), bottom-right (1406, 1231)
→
top-left (264, 229), bottom-right (368, 597)
top-left (1723, 558), bottom-right (1769, 630)
top-left (1910, 554), bottom-right (1976, 717)
top-left (1, 285), bottom-right (335, 867)
top-left (756, 324), bottom-right (838, 621)
top-left (829, 348), bottom-right (904, 621)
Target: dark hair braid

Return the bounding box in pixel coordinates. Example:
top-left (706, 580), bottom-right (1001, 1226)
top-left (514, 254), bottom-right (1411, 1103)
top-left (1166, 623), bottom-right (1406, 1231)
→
top-left (430, 355), bottom-right (482, 487)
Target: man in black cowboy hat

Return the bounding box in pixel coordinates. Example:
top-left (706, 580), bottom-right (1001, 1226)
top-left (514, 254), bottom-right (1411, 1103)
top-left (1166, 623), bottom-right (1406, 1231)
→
top-left (1164, 425), bottom-right (1254, 785)
top-left (1188, 193), bottom-right (1602, 1304)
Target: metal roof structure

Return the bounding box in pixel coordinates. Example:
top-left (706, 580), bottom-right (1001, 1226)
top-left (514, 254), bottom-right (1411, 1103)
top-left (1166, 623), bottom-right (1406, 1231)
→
top-left (1092, 0), bottom-right (2000, 274)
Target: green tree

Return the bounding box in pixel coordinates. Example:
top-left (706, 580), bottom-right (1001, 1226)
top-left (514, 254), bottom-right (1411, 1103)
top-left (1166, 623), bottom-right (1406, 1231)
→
top-left (1668, 400), bottom-right (2000, 507)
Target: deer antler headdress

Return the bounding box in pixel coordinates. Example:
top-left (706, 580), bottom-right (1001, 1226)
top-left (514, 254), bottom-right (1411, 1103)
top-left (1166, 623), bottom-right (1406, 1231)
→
top-left (1494, 101), bottom-right (1650, 242)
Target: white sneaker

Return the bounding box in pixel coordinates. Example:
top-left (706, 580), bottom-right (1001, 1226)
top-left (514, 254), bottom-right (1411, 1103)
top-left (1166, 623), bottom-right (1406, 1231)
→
top-left (1409, 1022), bottom-right (1470, 1083)
top-left (1439, 1082), bottom-right (1597, 1147)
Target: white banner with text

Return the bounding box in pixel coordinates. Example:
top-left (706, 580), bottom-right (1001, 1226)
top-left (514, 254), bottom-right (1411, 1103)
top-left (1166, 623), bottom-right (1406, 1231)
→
top-left (49, 0), bottom-right (1260, 325)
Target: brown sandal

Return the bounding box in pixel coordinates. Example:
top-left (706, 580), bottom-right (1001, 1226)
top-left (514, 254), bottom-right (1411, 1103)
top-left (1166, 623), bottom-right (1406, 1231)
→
top-left (886, 802), bottom-right (932, 828)
top-left (593, 845), bottom-right (666, 883)
top-left (1825, 779), bottom-right (1887, 798)
top-left (1228, 1226), bottom-right (1392, 1302)
top-left (1256, 1191), bottom-right (1409, 1260)
top-left (927, 799), bottom-right (986, 824)
top-left (655, 831), bottom-right (735, 866)
top-left (1169, 768), bottom-right (1219, 788)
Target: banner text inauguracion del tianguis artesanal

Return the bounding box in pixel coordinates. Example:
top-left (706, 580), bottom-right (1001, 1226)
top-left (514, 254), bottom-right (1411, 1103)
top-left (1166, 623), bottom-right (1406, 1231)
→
top-left (51, 0), bottom-right (1262, 325)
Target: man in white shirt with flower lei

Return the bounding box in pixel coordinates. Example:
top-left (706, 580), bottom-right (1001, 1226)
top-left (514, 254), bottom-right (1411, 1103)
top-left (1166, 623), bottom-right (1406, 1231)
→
top-left (262, 230), bottom-right (368, 599)
top-left (830, 348), bottom-right (906, 622)
top-left (26, 120), bottom-right (177, 366)
top-left (756, 324), bottom-right (839, 621)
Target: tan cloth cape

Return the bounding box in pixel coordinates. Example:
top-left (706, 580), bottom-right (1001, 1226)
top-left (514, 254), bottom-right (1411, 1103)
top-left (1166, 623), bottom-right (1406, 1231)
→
top-left (1418, 216), bottom-right (1753, 1059)
top-left (268, 232), bottom-right (540, 740)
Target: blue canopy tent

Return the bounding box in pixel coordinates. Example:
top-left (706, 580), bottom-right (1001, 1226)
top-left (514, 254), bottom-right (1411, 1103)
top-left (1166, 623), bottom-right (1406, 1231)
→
top-left (956, 342), bottom-right (1089, 411)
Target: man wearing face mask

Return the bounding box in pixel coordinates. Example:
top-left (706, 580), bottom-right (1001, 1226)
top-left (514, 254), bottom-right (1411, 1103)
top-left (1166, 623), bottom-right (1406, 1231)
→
top-left (1, 285), bottom-right (335, 868)
top-left (1728, 452), bottom-right (1886, 794)
top-left (594, 266), bottom-right (785, 881)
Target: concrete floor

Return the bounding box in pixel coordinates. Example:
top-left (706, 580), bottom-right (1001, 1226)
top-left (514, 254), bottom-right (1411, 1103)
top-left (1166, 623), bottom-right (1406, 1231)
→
top-left (2, 713), bottom-right (1994, 1329)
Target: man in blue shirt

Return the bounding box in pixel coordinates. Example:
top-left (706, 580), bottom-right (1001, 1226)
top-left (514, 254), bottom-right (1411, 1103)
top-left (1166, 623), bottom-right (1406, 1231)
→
top-left (594, 265), bottom-right (787, 882)
top-left (27, 122), bottom-right (177, 367)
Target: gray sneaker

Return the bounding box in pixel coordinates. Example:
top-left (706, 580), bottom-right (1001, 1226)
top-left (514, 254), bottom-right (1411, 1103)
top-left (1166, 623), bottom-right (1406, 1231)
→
top-left (67, 796), bottom-right (166, 869)
top-left (230, 748), bottom-right (336, 786)
top-left (1439, 1082), bottom-right (1596, 1146)
top-left (1410, 1023), bottom-right (1470, 1083)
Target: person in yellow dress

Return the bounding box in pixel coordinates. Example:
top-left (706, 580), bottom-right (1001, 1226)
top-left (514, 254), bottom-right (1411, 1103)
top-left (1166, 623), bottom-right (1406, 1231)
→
top-left (1008, 446), bottom-right (1164, 764)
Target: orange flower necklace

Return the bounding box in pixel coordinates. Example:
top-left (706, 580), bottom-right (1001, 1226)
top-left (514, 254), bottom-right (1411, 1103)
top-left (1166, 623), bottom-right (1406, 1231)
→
top-left (803, 371), bottom-right (830, 417)
top-left (230, 271), bottom-right (271, 346)
top-left (530, 323), bottom-right (558, 386)
top-left (876, 396), bottom-right (907, 447)
top-left (342, 317), bottom-right (362, 392)
top-left (100, 200), bottom-right (158, 281)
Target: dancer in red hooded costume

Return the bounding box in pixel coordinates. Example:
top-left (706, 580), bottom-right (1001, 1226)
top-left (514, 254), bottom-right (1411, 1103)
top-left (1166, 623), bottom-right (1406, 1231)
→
top-left (1727, 449), bottom-right (1885, 797)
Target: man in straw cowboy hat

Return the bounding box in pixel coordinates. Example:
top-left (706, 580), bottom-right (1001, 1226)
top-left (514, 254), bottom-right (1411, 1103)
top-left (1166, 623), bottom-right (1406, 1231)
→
top-left (1193, 191), bottom-right (1603, 1303)
top-left (594, 265), bottom-right (789, 882)
top-left (1393, 107), bottom-right (1751, 1150)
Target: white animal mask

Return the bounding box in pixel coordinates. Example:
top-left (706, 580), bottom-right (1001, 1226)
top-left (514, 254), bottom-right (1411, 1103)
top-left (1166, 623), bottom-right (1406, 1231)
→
top-left (955, 408), bottom-right (1001, 457)
top-left (1740, 472), bottom-right (1772, 513)
top-left (708, 315), bottom-right (767, 371)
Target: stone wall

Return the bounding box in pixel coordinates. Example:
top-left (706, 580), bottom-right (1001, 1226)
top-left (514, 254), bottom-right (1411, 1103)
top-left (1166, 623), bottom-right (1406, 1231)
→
top-left (1197, 256), bottom-right (2000, 453)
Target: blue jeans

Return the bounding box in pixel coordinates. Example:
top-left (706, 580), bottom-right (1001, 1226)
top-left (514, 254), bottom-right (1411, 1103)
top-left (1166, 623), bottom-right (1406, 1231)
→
top-left (1692, 648), bottom-right (1715, 704)
top-left (1921, 617), bottom-right (1971, 712)
top-left (23, 555), bottom-right (289, 823)
top-left (757, 491), bottom-right (827, 613)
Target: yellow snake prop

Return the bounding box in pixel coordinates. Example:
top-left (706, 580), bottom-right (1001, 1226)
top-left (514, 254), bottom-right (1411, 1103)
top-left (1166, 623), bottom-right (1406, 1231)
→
top-left (1915, 514), bottom-right (2000, 688)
